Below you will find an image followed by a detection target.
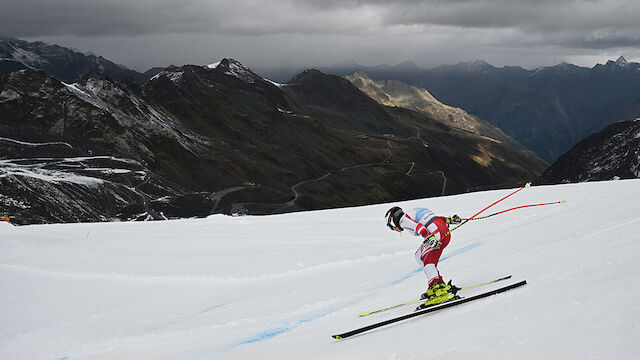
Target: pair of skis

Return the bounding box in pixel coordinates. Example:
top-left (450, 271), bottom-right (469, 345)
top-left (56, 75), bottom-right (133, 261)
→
top-left (332, 275), bottom-right (526, 339)
top-left (357, 275), bottom-right (513, 317)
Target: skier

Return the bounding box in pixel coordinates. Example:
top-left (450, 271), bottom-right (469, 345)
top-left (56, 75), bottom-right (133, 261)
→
top-left (385, 206), bottom-right (462, 308)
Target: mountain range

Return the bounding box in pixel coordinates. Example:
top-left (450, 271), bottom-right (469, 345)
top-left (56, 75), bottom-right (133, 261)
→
top-left (314, 58), bottom-right (640, 163)
top-left (0, 39), bottom-right (547, 224)
top-left (4, 37), bottom-right (638, 164)
top-left (4, 37), bottom-right (638, 225)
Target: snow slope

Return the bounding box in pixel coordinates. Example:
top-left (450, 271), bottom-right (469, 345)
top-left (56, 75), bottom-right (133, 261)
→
top-left (1, 180), bottom-right (640, 359)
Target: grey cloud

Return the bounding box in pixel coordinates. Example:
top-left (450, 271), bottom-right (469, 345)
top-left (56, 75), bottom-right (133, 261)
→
top-left (1, 0), bottom-right (639, 73)
top-left (560, 32), bottom-right (640, 50)
top-left (379, 0), bottom-right (640, 31)
top-left (0, 0), bottom-right (220, 37)
top-left (0, 0), bottom-right (380, 37)
top-left (2, 0), bottom-right (639, 39)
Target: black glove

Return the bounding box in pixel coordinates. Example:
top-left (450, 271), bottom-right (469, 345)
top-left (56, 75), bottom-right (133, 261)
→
top-left (424, 235), bottom-right (442, 249)
top-left (447, 215), bottom-right (462, 225)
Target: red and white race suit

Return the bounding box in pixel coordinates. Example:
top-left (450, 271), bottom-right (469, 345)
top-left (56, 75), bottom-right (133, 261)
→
top-left (397, 207), bottom-right (451, 286)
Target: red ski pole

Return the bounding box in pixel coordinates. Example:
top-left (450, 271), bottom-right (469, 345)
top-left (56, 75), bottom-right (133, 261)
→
top-left (444, 183), bottom-right (531, 237)
top-left (462, 201), bottom-right (565, 221)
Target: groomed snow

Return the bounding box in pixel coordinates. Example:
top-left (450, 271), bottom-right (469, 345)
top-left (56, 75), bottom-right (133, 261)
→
top-left (1, 180), bottom-right (639, 359)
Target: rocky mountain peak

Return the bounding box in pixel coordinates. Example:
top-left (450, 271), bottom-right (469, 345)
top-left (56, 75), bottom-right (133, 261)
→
top-left (467, 59), bottom-right (493, 71)
top-left (615, 56), bottom-right (628, 66)
top-left (287, 69), bottom-right (324, 84)
top-left (602, 57), bottom-right (630, 69)
top-left (344, 70), bottom-right (377, 87)
top-left (349, 69), bottom-right (369, 78)
top-left (213, 58), bottom-right (262, 84)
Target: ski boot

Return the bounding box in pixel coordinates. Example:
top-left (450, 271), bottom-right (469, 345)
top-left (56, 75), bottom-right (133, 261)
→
top-left (416, 280), bottom-right (459, 311)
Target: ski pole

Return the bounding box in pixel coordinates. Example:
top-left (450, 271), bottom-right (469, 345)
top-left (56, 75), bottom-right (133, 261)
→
top-left (444, 182), bottom-right (531, 237)
top-left (461, 201), bottom-right (565, 221)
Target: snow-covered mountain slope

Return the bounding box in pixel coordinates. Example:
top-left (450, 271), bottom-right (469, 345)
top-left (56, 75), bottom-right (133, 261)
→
top-left (1, 180), bottom-right (639, 359)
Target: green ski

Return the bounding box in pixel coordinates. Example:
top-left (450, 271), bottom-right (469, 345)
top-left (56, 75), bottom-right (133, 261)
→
top-left (357, 275), bottom-right (512, 317)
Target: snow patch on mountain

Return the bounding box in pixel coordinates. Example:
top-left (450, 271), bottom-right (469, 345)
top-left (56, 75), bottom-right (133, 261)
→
top-left (62, 82), bottom-right (88, 96)
top-left (0, 193), bottom-right (30, 209)
top-left (84, 168), bottom-right (142, 175)
top-left (0, 89), bottom-right (21, 102)
top-left (63, 79), bottom-right (114, 111)
top-left (266, 79), bottom-right (283, 87)
top-left (4, 42), bottom-right (49, 67)
top-left (150, 70), bottom-right (184, 83)
top-left (0, 159), bottom-right (104, 185)
top-left (0, 136), bottom-right (73, 149)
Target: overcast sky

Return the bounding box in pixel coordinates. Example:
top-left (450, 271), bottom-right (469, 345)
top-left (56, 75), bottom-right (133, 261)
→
top-left (2, 0), bottom-right (639, 77)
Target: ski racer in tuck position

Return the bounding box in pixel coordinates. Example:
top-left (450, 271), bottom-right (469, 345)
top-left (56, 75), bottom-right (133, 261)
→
top-left (385, 206), bottom-right (462, 309)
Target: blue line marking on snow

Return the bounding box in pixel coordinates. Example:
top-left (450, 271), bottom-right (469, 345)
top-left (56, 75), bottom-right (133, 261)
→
top-left (238, 326), bottom-right (289, 344)
top-left (232, 241), bottom-right (484, 347)
top-left (389, 267), bottom-right (421, 285)
top-left (440, 241), bottom-right (483, 262)
top-left (235, 316), bottom-right (320, 346)
top-left (390, 241), bottom-right (484, 285)
top-left (198, 303), bottom-right (226, 314)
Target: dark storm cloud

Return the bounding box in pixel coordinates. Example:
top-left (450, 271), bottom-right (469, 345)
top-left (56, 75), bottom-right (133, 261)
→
top-left (563, 33), bottom-right (640, 50)
top-left (0, 0), bottom-right (625, 33)
top-left (2, 0), bottom-right (639, 45)
top-left (0, 0), bottom-right (218, 37)
top-left (379, 0), bottom-right (639, 32)
top-left (304, 0), bottom-right (640, 59)
top-left (1, 0), bottom-right (639, 72)
top-left (0, 0), bottom-right (379, 37)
